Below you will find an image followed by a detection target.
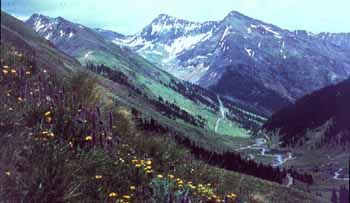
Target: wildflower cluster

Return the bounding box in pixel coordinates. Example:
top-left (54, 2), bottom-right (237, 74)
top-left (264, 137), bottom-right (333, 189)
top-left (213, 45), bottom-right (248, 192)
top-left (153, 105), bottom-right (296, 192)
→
top-left (0, 44), bottom-right (240, 202)
top-left (131, 158), bottom-right (153, 175)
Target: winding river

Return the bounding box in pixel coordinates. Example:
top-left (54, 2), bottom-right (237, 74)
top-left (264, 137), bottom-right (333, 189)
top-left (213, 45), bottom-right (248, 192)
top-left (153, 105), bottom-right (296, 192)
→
top-left (333, 168), bottom-right (350, 181)
top-left (236, 138), bottom-right (295, 186)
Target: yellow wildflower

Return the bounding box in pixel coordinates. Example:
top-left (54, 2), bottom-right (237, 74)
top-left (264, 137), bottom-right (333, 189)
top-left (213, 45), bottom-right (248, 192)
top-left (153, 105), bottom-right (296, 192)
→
top-left (42, 131), bottom-right (49, 135)
top-left (2, 69), bottom-right (8, 74)
top-left (10, 69), bottom-right (16, 74)
top-left (108, 192), bottom-right (118, 197)
top-left (168, 174), bottom-right (174, 179)
top-left (130, 186), bottom-right (136, 190)
top-left (123, 195), bottom-right (131, 199)
top-left (95, 175), bottom-right (103, 179)
top-left (157, 174), bottom-right (163, 179)
top-left (84, 136), bottom-right (93, 141)
top-left (44, 111), bottom-right (51, 116)
top-left (5, 171), bottom-right (11, 176)
top-left (145, 160), bottom-right (152, 165)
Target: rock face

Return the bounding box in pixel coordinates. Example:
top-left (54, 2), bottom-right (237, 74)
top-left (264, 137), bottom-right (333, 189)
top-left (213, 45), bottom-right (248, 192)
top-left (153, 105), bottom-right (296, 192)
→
top-left (27, 11), bottom-right (350, 114)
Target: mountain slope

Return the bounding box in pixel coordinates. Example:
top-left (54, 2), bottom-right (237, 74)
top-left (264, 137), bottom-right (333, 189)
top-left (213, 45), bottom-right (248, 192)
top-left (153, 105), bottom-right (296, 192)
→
top-left (99, 11), bottom-right (350, 114)
top-left (263, 78), bottom-right (350, 147)
top-left (25, 13), bottom-right (272, 145)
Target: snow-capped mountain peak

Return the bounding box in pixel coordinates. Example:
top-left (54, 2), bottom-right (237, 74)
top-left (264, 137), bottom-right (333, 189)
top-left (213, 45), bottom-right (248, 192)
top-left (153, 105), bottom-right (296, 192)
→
top-left (27, 11), bottom-right (350, 114)
top-left (95, 10), bottom-right (350, 113)
top-left (26, 14), bottom-right (79, 41)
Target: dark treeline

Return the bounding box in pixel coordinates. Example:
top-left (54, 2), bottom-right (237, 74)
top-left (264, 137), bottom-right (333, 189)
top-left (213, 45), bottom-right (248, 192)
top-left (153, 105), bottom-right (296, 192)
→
top-left (264, 78), bottom-right (350, 147)
top-left (86, 63), bottom-right (264, 133)
top-left (286, 168), bottom-right (313, 185)
top-left (86, 63), bottom-right (142, 94)
top-left (223, 99), bottom-right (265, 133)
top-left (174, 134), bottom-right (313, 185)
top-left (164, 79), bottom-right (265, 133)
top-left (151, 96), bottom-right (206, 128)
top-left (131, 109), bottom-right (313, 185)
top-left (331, 185), bottom-right (350, 203)
top-left (163, 78), bottom-right (218, 111)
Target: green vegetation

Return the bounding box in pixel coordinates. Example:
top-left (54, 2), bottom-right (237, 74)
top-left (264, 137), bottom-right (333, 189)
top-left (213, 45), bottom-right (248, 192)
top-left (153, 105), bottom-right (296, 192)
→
top-left (0, 43), bottom-right (324, 203)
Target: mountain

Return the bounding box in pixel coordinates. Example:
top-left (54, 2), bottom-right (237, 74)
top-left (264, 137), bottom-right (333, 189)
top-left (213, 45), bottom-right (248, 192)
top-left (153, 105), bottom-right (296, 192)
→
top-left (316, 32), bottom-right (350, 51)
top-left (94, 28), bottom-right (125, 41)
top-left (263, 78), bottom-right (350, 147)
top-left (0, 12), bottom-right (80, 75)
top-left (25, 13), bottom-right (271, 144)
top-left (97, 11), bottom-right (350, 114)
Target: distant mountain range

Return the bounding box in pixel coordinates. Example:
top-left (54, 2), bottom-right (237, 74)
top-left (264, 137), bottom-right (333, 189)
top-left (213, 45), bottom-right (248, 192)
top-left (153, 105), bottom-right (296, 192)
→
top-left (91, 11), bottom-right (350, 113)
top-left (25, 11), bottom-right (350, 114)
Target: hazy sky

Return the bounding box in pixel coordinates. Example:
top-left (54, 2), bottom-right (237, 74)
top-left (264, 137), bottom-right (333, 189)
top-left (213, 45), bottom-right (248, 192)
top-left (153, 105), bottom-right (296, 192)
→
top-left (1, 0), bottom-right (349, 34)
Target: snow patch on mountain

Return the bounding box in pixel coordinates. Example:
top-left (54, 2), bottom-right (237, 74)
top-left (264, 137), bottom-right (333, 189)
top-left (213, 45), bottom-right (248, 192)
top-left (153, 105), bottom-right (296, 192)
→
top-left (245, 47), bottom-right (254, 57)
top-left (164, 31), bottom-right (212, 58)
top-left (68, 32), bottom-right (74, 38)
top-left (220, 27), bottom-right (233, 42)
top-left (84, 51), bottom-right (93, 59)
top-left (34, 18), bottom-right (45, 32)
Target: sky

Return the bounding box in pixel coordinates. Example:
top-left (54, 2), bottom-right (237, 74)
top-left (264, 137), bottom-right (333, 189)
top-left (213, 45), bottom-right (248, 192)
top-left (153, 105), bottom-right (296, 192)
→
top-left (1, 0), bottom-right (350, 34)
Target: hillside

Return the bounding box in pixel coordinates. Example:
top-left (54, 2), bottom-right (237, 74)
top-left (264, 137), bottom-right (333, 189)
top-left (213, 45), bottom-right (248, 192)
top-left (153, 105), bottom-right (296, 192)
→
top-left (262, 79), bottom-right (350, 202)
top-left (263, 78), bottom-right (350, 147)
top-left (0, 11), bottom-right (326, 203)
top-left (96, 11), bottom-right (350, 114)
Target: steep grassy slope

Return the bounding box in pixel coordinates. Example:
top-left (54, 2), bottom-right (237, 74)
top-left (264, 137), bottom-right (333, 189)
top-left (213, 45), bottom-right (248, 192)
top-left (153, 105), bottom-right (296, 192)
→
top-left (0, 12), bottom-right (325, 202)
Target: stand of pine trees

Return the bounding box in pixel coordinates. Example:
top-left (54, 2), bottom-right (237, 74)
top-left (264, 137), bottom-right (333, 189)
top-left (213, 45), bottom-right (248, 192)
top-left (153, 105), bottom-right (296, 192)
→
top-left (86, 63), bottom-right (142, 94)
top-left (152, 96), bottom-right (206, 128)
top-left (331, 185), bottom-right (350, 203)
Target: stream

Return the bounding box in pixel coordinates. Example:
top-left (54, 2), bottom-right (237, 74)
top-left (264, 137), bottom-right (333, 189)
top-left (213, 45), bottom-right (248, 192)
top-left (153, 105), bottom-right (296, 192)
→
top-left (333, 168), bottom-right (350, 181)
top-left (236, 138), bottom-right (295, 186)
top-left (214, 96), bottom-right (225, 133)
